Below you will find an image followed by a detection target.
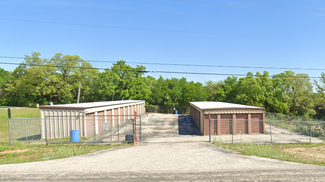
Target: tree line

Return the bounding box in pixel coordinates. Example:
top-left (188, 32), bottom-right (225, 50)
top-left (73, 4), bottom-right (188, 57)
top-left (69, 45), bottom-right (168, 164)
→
top-left (1, 52), bottom-right (325, 119)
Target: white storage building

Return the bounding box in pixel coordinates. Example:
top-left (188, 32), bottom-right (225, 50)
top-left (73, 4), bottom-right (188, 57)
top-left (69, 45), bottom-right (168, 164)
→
top-left (39, 100), bottom-right (145, 139)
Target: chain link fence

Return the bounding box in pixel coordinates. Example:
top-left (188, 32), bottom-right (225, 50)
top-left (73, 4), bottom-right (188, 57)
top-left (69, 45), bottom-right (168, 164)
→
top-left (265, 112), bottom-right (324, 122)
top-left (44, 114), bottom-right (142, 145)
top-left (209, 118), bottom-right (325, 144)
top-left (9, 118), bottom-right (41, 145)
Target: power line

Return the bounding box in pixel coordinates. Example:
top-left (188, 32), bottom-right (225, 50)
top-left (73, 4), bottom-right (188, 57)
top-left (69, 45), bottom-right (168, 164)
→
top-left (176, 0), bottom-right (325, 17)
top-left (1, 56), bottom-right (325, 71)
top-left (0, 61), bottom-right (102, 70)
top-left (238, 0), bottom-right (325, 11)
top-left (0, 61), bottom-right (322, 78)
top-left (0, 18), bottom-right (323, 41)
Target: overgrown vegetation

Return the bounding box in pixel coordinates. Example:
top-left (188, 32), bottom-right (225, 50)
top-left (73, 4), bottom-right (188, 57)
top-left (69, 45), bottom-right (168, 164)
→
top-left (265, 120), bottom-right (325, 139)
top-left (213, 141), bottom-right (325, 165)
top-left (1, 52), bottom-right (325, 119)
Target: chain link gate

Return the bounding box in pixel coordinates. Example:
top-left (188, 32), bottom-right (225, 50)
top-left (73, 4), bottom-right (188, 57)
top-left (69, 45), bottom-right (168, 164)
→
top-left (9, 118), bottom-right (41, 146)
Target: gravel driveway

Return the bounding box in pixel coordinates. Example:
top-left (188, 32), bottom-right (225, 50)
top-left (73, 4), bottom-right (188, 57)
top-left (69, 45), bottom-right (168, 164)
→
top-left (1, 142), bottom-right (325, 181)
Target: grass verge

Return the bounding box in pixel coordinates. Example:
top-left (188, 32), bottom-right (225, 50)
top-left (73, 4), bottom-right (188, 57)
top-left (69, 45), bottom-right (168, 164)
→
top-left (213, 140), bottom-right (325, 165)
top-left (0, 142), bottom-right (131, 165)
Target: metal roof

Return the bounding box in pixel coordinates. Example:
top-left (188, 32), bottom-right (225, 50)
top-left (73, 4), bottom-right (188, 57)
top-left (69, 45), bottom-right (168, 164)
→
top-left (40, 100), bottom-right (145, 110)
top-left (190, 101), bottom-right (264, 110)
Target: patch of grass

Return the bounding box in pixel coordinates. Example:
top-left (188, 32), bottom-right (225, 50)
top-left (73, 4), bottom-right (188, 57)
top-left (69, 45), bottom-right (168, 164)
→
top-left (213, 140), bottom-right (325, 166)
top-left (0, 142), bottom-right (131, 165)
top-left (266, 120), bottom-right (325, 139)
top-left (0, 108), bottom-right (40, 142)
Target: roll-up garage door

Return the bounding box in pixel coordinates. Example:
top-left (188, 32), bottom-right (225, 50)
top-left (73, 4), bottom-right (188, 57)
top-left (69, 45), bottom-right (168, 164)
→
top-left (236, 114), bottom-right (248, 134)
top-left (251, 113), bottom-right (263, 133)
top-left (220, 114), bottom-right (232, 134)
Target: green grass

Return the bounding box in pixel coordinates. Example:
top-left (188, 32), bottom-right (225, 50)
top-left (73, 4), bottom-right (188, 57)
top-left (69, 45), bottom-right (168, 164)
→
top-left (265, 120), bottom-right (325, 139)
top-left (213, 140), bottom-right (325, 165)
top-left (0, 142), bottom-right (131, 164)
top-left (0, 108), bottom-right (40, 142)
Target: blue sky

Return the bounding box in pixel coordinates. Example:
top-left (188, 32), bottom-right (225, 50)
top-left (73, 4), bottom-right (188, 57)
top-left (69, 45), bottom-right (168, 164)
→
top-left (1, 0), bottom-right (325, 84)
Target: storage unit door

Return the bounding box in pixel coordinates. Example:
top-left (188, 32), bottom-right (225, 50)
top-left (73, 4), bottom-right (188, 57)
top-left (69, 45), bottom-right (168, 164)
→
top-left (220, 114), bottom-right (232, 134)
top-left (236, 114), bottom-right (248, 134)
top-left (251, 113), bottom-right (263, 133)
top-left (86, 114), bottom-right (95, 137)
top-left (114, 109), bottom-right (118, 126)
top-left (97, 111), bottom-right (104, 133)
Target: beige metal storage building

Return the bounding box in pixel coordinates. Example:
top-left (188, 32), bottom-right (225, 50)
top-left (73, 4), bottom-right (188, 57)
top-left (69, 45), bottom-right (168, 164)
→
top-left (190, 101), bottom-right (265, 135)
top-left (39, 100), bottom-right (145, 139)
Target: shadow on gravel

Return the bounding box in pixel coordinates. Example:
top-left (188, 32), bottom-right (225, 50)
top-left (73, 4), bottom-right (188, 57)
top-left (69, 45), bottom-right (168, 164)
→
top-left (178, 115), bottom-right (202, 135)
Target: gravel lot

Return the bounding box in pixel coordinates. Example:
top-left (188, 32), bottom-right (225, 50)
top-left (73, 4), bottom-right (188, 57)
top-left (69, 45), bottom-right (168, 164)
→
top-left (1, 142), bottom-right (325, 181)
top-left (1, 113), bottom-right (325, 181)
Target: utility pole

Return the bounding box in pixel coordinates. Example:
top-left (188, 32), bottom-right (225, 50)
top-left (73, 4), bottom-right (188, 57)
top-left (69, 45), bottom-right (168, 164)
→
top-left (77, 81), bottom-right (81, 103)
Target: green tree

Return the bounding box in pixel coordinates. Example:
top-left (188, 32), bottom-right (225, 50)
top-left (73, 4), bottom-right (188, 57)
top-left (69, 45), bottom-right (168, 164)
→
top-left (205, 80), bottom-right (224, 101)
top-left (5, 52), bottom-right (98, 106)
top-left (234, 72), bottom-right (265, 107)
top-left (277, 71), bottom-right (315, 117)
top-left (95, 60), bottom-right (152, 101)
top-left (0, 68), bottom-right (11, 105)
top-left (50, 53), bottom-right (98, 103)
top-left (313, 72), bottom-right (325, 119)
top-left (5, 52), bottom-right (52, 106)
top-left (219, 76), bottom-right (238, 103)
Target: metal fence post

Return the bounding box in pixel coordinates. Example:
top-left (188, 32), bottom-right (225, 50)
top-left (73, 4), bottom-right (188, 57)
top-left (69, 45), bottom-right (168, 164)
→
top-left (24, 119), bottom-right (28, 142)
top-left (118, 122), bottom-right (120, 142)
top-left (70, 114), bottom-right (72, 141)
top-left (270, 121), bottom-right (273, 143)
top-left (209, 113), bottom-right (211, 143)
top-left (140, 115), bottom-right (142, 141)
top-left (310, 124), bottom-right (312, 143)
top-left (134, 111), bottom-right (137, 145)
top-left (132, 116), bottom-right (135, 141)
top-left (49, 116), bottom-right (52, 140)
top-left (93, 114), bottom-right (96, 143)
top-left (60, 117), bottom-right (63, 146)
top-left (38, 117), bottom-right (42, 140)
top-left (45, 117), bottom-right (48, 145)
top-left (110, 119), bottom-right (112, 145)
top-left (231, 119), bottom-right (233, 144)
top-left (8, 118), bottom-right (11, 146)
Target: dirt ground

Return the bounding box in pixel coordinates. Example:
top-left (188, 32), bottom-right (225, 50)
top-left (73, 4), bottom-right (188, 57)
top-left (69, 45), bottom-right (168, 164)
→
top-left (285, 145), bottom-right (325, 163)
top-left (0, 149), bottom-right (29, 155)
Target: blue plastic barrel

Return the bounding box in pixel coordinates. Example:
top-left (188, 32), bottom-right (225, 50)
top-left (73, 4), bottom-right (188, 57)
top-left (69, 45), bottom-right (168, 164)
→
top-left (71, 130), bottom-right (80, 142)
top-left (175, 110), bottom-right (178, 115)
